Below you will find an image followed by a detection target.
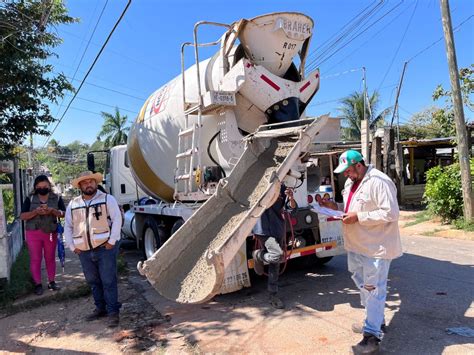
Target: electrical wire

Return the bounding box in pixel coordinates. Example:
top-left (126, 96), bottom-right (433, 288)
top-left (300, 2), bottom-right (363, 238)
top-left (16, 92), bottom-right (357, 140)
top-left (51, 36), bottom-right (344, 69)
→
top-left (407, 14), bottom-right (474, 63)
top-left (52, 0), bottom-right (108, 124)
top-left (322, 1), bottom-right (411, 73)
top-left (43, 0), bottom-right (132, 147)
top-left (310, 0), bottom-right (406, 71)
top-left (305, 1), bottom-right (385, 71)
top-left (377, 0), bottom-right (419, 91)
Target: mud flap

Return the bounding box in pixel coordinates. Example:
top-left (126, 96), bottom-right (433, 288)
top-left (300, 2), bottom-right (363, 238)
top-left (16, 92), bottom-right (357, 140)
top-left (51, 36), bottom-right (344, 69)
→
top-left (137, 115), bottom-right (329, 304)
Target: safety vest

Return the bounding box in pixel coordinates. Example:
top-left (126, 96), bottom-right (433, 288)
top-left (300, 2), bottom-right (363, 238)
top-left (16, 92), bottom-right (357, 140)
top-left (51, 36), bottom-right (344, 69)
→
top-left (69, 191), bottom-right (111, 251)
top-left (25, 193), bottom-right (59, 233)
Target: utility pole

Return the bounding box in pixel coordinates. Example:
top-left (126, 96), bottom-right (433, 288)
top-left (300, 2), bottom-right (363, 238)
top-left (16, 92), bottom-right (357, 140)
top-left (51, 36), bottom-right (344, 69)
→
top-left (361, 67), bottom-right (370, 163)
top-left (440, 0), bottom-right (473, 221)
top-left (390, 61), bottom-right (408, 142)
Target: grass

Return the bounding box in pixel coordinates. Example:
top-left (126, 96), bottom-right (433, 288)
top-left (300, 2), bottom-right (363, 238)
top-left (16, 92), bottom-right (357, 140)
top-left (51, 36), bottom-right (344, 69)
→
top-left (404, 210), bottom-right (432, 227)
top-left (421, 228), bottom-right (442, 237)
top-left (453, 218), bottom-right (474, 232)
top-left (1, 283), bottom-right (91, 316)
top-left (0, 246), bottom-right (129, 313)
top-left (0, 247), bottom-right (33, 307)
top-left (117, 253), bottom-right (128, 275)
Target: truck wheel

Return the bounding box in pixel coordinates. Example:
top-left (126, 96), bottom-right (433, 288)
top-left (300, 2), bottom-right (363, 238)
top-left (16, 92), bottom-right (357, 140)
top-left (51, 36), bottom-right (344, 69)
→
top-left (295, 255), bottom-right (333, 269)
top-left (170, 219), bottom-right (184, 236)
top-left (314, 256), bottom-right (333, 266)
top-left (142, 220), bottom-right (166, 260)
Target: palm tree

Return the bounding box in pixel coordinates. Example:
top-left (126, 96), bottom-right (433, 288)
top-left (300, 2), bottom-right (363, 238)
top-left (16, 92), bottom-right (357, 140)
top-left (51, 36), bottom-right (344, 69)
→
top-left (338, 90), bottom-right (391, 141)
top-left (98, 107), bottom-right (130, 148)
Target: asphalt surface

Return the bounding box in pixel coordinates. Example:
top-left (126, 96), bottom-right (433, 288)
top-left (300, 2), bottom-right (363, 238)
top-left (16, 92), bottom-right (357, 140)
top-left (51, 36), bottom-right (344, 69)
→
top-left (125, 234), bottom-right (474, 354)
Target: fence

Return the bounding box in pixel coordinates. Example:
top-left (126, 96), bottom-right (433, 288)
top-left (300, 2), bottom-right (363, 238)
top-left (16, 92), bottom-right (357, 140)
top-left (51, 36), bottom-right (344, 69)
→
top-left (0, 184), bottom-right (24, 282)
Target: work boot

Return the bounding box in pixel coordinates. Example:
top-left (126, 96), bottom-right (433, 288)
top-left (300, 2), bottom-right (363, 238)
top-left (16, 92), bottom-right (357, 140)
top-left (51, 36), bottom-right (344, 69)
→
top-left (48, 281), bottom-right (61, 291)
top-left (85, 309), bottom-right (107, 322)
top-left (269, 293), bottom-right (284, 309)
top-left (352, 322), bottom-right (387, 334)
top-left (352, 333), bottom-right (380, 354)
top-left (252, 250), bottom-right (264, 276)
top-left (34, 284), bottom-right (43, 296)
top-left (107, 313), bottom-right (120, 328)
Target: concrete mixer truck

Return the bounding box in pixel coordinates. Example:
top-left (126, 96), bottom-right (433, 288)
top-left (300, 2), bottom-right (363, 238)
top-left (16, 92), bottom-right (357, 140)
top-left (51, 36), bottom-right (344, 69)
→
top-left (87, 12), bottom-right (345, 303)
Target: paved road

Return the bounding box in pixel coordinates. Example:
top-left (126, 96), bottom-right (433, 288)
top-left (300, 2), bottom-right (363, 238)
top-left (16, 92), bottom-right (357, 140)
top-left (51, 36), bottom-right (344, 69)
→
top-left (126, 235), bottom-right (474, 354)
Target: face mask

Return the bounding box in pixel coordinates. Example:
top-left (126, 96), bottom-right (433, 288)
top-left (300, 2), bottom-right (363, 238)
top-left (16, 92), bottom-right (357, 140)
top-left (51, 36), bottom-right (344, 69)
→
top-left (36, 188), bottom-right (50, 196)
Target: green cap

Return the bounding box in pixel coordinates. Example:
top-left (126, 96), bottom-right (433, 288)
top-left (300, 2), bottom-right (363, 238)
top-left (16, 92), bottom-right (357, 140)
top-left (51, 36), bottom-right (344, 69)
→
top-left (334, 150), bottom-right (363, 173)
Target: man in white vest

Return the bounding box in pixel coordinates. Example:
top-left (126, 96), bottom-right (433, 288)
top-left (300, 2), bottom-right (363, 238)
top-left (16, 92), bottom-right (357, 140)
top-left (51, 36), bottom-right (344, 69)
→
top-left (64, 171), bottom-right (123, 328)
top-left (321, 150), bottom-right (402, 354)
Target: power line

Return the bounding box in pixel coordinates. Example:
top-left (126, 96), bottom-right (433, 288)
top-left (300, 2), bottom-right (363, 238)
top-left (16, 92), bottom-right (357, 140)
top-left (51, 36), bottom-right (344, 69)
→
top-left (377, 0), bottom-right (418, 91)
top-left (62, 94), bottom-right (139, 115)
top-left (407, 13), bottom-right (474, 63)
top-left (43, 0), bottom-right (132, 147)
top-left (52, 0), bottom-right (108, 122)
top-left (313, 0), bottom-right (406, 70)
top-left (59, 28), bottom-right (162, 74)
top-left (306, 1), bottom-right (385, 71)
top-left (51, 68), bottom-right (148, 100)
top-left (323, 2), bottom-right (412, 74)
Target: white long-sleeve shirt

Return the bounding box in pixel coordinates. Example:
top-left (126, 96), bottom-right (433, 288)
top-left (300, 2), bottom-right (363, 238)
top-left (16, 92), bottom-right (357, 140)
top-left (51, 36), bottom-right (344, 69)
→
top-left (342, 165), bottom-right (403, 260)
top-left (64, 190), bottom-right (122, 252)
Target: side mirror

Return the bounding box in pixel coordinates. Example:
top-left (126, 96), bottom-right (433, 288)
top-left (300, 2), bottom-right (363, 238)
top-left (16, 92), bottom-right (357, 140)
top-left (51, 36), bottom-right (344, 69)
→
top-left (87, 153), bottom-right (95, 172)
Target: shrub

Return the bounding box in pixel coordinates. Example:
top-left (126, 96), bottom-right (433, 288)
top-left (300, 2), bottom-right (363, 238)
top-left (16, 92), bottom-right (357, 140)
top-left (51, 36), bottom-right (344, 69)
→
top-left (423, 163), bottom-right (463, 222)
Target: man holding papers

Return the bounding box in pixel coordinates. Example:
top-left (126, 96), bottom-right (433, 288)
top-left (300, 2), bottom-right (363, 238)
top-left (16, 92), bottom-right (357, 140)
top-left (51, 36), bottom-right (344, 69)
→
top-left (320, 150), bottom-right (402, 354)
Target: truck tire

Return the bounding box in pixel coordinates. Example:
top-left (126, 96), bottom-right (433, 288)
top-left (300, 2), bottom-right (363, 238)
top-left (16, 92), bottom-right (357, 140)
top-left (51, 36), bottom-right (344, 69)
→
top-left (295, 255), bottom-right (333, 269)
top-left (170, 219), bottom-right (184, 236)
top-left (314, 255), bottom-right (333, 266)
top-left (142, 220), bottom-right (166, 260)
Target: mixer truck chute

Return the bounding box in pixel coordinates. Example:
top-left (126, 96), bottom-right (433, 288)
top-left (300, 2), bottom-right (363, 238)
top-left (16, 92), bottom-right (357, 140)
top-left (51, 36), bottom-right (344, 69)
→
top-left (88, 12), bottom-right (346, 303)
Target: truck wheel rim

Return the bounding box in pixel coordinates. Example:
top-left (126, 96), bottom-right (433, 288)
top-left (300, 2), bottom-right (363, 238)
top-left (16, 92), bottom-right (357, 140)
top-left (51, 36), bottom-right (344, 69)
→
top-left (144, 228), bottom-right (156, 259)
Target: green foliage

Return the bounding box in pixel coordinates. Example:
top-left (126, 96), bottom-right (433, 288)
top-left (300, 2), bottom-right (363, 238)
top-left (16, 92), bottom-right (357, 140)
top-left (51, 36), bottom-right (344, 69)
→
top-left (423, 163), bottom-right (464, 222)
top-left (453, 218), bottom-right (474, 232)
top-left (403, 210), bottom-right (432, 227)
top-left (431, 64), bottom-right (474, 139)
top-left (98, 107), bottom-right (130, 148)
top-left (338, 90), bottom-right (390, 141)
top-left (0, 0), bottom-right (77, 154)
top-left (399, 106), bottom-right (450, 140)
top-left (35, 140), bottom-right (89, 185)
top-left (2, 189), bottom-right (15, 223)
top-left (0, 247), bottom-right (33, 307)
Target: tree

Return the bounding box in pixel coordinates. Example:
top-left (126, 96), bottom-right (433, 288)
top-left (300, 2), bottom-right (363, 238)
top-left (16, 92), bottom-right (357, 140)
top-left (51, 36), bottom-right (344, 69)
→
top-left (338, 90), bottom-right (391, 141)
top-left (399, 106), bottom-right (446, 140)
top-left (432, 64), bottom-right (474, 137)
top-left (98, 107), bottom-right (130, 148)
top-left (0, 1), bottom-right (76, 154)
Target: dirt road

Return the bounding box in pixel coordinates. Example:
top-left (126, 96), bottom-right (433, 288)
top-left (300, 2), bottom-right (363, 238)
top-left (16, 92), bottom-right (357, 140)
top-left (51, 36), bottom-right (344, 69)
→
top-left (1, 213), bottom-right (473, 354)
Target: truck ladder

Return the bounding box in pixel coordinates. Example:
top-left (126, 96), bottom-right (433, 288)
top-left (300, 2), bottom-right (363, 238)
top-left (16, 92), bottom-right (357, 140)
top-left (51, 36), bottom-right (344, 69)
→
top-left (174, 21), bottom-right (240, 201)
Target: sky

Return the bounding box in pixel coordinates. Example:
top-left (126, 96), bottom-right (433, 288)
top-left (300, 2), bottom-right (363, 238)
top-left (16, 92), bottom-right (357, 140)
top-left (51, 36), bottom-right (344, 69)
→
top-left (36, 0), bottom-right (474, 147)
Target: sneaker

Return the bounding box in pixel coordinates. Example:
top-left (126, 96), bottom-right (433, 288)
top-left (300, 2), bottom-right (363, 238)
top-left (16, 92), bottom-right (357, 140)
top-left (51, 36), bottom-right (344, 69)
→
top-left (351, 322), bottom-right (387, 334)
top-left (269, 293), bottom-right (284, 309)
top-left (352, 333), bottom-right (380, 354)
top-left (85, 309), bottom-right (107, 322)
top-left (107, 313), bottom-right (120, 328)
top-left (34, 284), bottom-right (43, 296)
top-left (252, 250), bottom-right (264, 276)
top-left (48, 281), bottom-right (61, 291)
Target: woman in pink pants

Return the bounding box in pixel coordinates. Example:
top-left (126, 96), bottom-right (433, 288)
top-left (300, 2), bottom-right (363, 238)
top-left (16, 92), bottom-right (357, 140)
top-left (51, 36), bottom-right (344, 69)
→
top-left (20, 175), bottom-right (66, 295)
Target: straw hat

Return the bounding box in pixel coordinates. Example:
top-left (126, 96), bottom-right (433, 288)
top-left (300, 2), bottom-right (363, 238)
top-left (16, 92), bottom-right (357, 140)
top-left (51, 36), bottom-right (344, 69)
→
top-left (72, 171), bottom-right (103, 188)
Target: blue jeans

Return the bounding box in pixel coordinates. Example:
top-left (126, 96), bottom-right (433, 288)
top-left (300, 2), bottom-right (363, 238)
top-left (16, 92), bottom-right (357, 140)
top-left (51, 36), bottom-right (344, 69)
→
top-left (347, 251), bottom-right (391, 339)
top-left (79, 245), bottom-right (121, 315)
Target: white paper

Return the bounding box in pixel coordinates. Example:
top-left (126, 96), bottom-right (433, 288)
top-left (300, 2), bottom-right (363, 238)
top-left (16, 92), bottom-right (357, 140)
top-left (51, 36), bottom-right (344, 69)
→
top-left (310, 204), bottom-right (345, 219)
